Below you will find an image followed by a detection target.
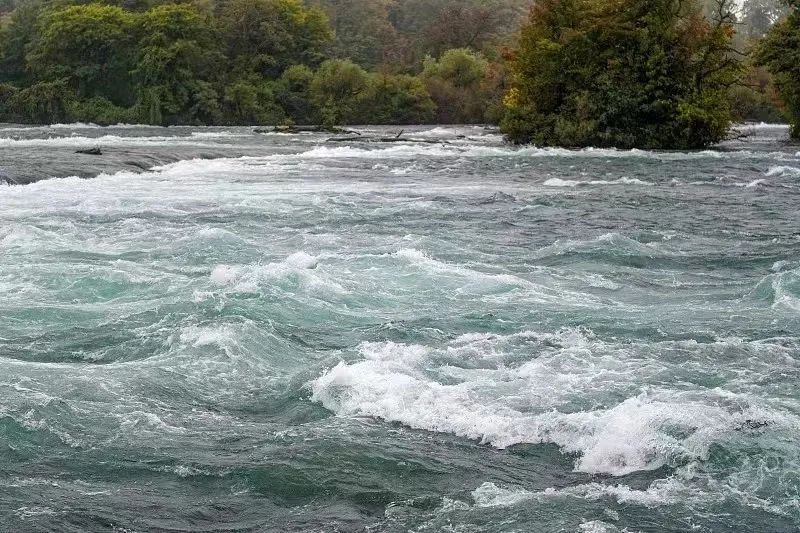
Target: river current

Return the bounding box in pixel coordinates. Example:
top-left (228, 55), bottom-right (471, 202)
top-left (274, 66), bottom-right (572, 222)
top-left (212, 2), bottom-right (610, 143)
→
top-left (0, 124), bottom-right (798, 532)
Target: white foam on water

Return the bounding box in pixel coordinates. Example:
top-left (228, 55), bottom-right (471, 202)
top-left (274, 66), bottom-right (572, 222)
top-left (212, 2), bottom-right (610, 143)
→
top-left (471, 475), bottom-right (714, 511)
top-left (277, 143), bottom-right (735, 162)
top-left (533, 232), bottom-right (657, 260)
top-left (543, 178), bottom-right (579, 187)
top-left (311, 329), bottom-right (799, 477)
top-left (771, 269), bottom-right (800, 311)
top-left (766, 166), bottom-right (800, 178)
top-left (470, 454), bottom-right (800, 518)
top-left (190, 131), bottom-right (252, 138)
top-left (389, 164), bottom-right (421, 175)
top-left (210, 265), bottom-right (239, 286)
top-left (579, 520), bottom-right (623, 533)
top-left (14, 411), bottom-right (84, 448)
top-left (737, 122), bottom-right (790, 129)
top-left (179, 324), bottom-right (241, 351)
top-left (413, 126), bottom-right (469, 138)
top-left (388, 248), bottom-right (540, 292)
top-left (472, 475), bottom-right (715, 510)
top-left (152, 464), bottom-right (219, 478)
top-left (0, 224), bottom-right (65, 251)
top-left (0, 133), bottom-right (240, 148)
top-left (13, 506), bottom-right (59, 519)
top-left (29, 122), bottom-right (159, 130)
top-left (117, 410), bottom-right (187, 435)
top-left (209, 252), bottom-right (344, 296)
top-left (49, 122), bottom-right (102, 129)
top-left (543, 177), bottom-right (649, 187)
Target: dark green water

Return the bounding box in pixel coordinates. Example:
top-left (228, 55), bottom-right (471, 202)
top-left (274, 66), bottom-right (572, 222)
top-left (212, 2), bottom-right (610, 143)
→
top-left (0, 124), bottom-right (798, 532)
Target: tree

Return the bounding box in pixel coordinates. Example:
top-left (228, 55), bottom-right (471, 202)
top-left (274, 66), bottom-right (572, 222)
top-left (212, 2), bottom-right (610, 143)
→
top-left (756, 0), bottom-right (800, 138)
top-left (26, 4), bottom-right (136, 104)
top-left (131, 3), bottom-right (222, 124)
top-left (0, 0), bottom-right (44, 84)
top-left (387, 0), bottom-right (530, 63)
top-left (501, 0), bottom-right (743, 149)
top-left (741, 0), bottom-right (788, 39)
top-left (312, 0), bottom-right (401, 69)
top-left (271, 64), bottom-right (319, 124)
top-left (422, 48), bottom-right (492, 123)
top-left (356, 73), bottom-right (435, 124)
top-left (216, 0), bottom-right (333, 78)
top-left (309, 58), bottom-right (369, 126)
top-left (0, 0), bottom-right (511, 126)
top-left (8, 78), bottom-right (71, 123)
top-left (223, 79), bottom-right (283, 124)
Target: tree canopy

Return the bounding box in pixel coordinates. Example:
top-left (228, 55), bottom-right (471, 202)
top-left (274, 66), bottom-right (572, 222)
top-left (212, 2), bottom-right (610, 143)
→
top-left (0, 0), bottom-right (516, 125)
top-left (756, 0), bottom-right (800, 138)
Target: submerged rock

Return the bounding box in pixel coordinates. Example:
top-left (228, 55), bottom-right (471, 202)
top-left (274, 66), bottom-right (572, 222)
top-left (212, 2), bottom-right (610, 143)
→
top-left (76, 147), bottom-right (103, 155)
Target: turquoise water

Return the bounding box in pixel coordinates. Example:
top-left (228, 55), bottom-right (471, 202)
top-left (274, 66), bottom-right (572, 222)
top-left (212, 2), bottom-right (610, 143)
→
top-left (0, 124), bottom-right (798, 532)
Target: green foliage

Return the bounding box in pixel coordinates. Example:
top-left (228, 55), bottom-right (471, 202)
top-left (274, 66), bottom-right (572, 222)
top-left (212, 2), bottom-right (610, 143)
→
top-left (422, 48), bottom-right (496, 123)
top-left (385, 0), bottom-right (529, 64)
top-left (313, 0), bottom-right (398, 68)
top-left (217, 0), bottom-right (333, 78)
top-left (501, 0), bottom-right (744, 149)
top-left (9, 78), bottom-right (72, 123)
top-left (729, 65), bottom-right (786, 123)
top-left (0, 82), bottom-right (19, 118)
top-left (224, 79), bottom-right (282, 124)
top-left (310, 59), bottom-right (369, 126)
top-left (65, 96), bottom-right (137, 125)
top-left (271, 65), bottom-right (318, 124)
top-left (0, 0), bottom-right (469, 126)
top-left (0, 0), bottom-right (46, 83)
top-left (357, 73), bottom-right (435, 124)
top-left (27, 4), bottom-right (135, 101)
top-left (0, 0), bottom-right (15, 14)
top-left (756, 3), bottom-right (800, 138)
top-left (131, 3), bottom-right (221, 124)
top-left (729, 85), bottom-right (787, 123)
top-left (0, 0), bottom-right (340, 125)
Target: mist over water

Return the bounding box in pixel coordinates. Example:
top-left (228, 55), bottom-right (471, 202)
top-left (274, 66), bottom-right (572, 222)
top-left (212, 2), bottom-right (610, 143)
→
top-left (1, 124), bottom-right (799, 532)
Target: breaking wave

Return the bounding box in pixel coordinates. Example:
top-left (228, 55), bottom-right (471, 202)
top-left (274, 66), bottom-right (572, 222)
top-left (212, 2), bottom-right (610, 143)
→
top-left (543, 177), bottom-right (650, 187)
top-left (311, 329), bottom-right (800, 476)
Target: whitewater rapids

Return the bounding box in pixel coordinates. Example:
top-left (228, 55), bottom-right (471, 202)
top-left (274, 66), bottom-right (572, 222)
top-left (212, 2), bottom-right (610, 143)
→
top-left (0, 124), bottom-right (798, 532)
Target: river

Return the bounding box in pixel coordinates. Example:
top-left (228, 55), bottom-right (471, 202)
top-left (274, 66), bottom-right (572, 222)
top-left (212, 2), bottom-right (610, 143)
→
top-left (0, 123), bottom-right (798, 532)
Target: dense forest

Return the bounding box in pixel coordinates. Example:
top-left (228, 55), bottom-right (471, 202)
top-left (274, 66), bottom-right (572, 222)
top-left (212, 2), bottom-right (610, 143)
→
top-left (0, 0), bottom-right (526, 126)
top-left (0, 0), bottom-right (798, 146)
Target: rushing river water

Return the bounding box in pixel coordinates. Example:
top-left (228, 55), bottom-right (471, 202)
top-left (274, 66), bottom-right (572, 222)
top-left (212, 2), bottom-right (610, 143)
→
top-left (0, 123), bottom-right (798, 532)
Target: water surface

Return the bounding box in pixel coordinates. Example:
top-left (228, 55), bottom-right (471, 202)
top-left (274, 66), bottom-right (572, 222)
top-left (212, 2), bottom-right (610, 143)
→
top-left (0, 124), bottom-right (798, 532)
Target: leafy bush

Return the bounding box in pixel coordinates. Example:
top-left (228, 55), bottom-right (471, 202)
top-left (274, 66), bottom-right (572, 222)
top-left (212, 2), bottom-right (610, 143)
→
top-left (64, 97), bottom-right (136, 125)
top-left (310, 59), bottom-right (370, 126)
top-left (9, 79), bottom-right (72, 123)
top-left (348, 74), bottom-right (432, 124)
top-left (422, 49), bottom-right (491, 123)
